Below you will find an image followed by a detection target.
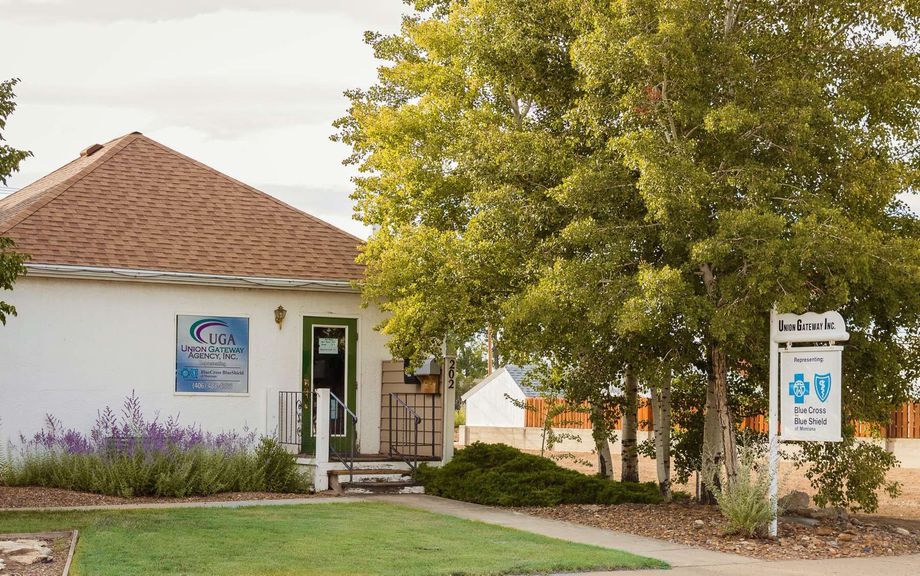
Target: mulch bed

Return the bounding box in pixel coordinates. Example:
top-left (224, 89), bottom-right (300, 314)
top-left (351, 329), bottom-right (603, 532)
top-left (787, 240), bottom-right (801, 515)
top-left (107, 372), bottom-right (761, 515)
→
top-left (0, 486), bottom-right (328, 510)
top-left (519, 502), bottom-right (920, 561)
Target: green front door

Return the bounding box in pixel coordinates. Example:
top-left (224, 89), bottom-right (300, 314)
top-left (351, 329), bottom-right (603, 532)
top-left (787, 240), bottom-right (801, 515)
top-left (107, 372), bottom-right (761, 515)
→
top-left (301, 317), bottom-right (358, 455)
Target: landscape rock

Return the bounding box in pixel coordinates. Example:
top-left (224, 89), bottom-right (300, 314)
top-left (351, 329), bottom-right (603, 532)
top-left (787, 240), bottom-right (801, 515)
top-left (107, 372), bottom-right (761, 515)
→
top-left (815, 526), bottom-right (835, 536)
top-left (8, 550), bottom-right (52, 565)
top-left (811, 507), bottom-right (848, 521)
top-left (837, 533), bottom-right (855, 542)
top-left (0, 541), bottom-right (34, 555)
top-left (782, 515), bottom-right (819, 527)
top-left (893, 527), bottom-right (910, 537)
top-left (779, 490), bottom-right (810, 513)
top-left (693, 519), bottom-right (705, 529)
top-left (0, 538), bottom-right (53, 565)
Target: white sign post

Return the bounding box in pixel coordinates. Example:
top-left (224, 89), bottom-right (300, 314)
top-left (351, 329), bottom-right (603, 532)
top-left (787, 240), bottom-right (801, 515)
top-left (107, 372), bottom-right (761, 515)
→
top-left (768, 310), bottom-right (848, 537)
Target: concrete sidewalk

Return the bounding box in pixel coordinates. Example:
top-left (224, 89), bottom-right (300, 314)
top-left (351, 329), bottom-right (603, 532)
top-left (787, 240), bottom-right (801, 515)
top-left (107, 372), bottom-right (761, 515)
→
top-left (369, 494), bottom-right (920, 576)
top-left (368, 494), bottom-right (757, 569)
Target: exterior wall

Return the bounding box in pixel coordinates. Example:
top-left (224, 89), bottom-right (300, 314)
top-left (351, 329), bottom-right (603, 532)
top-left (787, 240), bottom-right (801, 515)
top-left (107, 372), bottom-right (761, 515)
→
top-left (457, 425), bottom-right (654, 454)
top-left (0, 276), bottom-right (390, 453)
top-left (379, 360), bottom-right (443, 458)
top-left (887, 438), bottom-right (920, 469)
top-left (464, 371), bottom-right (525, 428)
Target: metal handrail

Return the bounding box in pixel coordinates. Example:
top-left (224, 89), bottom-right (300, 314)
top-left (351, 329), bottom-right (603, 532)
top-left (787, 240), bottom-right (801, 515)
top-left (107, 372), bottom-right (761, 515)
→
top-left (327, 390), bottom-right (358, 482)
top-left (277, 391), bottom-right (303, 448)
top-left (388, 392), bottom-right (423, 473)
top-left (329, 390), bottom-right (358, 422)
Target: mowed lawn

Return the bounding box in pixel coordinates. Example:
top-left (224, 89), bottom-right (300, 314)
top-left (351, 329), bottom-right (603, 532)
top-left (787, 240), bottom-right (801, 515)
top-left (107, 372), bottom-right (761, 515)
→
top-left (0, 501), bottom-right (665, 575)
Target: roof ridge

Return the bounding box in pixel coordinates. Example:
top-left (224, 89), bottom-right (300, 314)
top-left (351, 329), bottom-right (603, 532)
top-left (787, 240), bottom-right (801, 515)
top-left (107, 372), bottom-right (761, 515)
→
top-left (0, 133), bottom-right (141, 235)
top-left (136, 135), bottom-right (366, 245)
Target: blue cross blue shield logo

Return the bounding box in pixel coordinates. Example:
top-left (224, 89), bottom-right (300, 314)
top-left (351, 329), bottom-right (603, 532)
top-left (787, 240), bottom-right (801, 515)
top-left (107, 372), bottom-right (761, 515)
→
top-left (788, 373), bottom-right (810, 404)
top-left (814, 373), bottom-right (832, 403)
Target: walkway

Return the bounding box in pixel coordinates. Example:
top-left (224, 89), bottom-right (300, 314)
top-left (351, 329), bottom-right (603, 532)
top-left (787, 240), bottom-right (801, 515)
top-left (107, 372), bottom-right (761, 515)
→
top-left (369, 494), bottom-right (920, 576)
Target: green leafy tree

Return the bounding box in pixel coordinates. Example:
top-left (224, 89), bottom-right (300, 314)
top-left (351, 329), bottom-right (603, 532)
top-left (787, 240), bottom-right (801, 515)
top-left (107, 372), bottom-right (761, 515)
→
top-left (567, 0), bottom-right (920, 499)
top-left (0, 78), bottom-right (30, 324)
top-left (338, 0), bottom-right (920, 509)
top-left (453, 334), bottom-right (488, 407)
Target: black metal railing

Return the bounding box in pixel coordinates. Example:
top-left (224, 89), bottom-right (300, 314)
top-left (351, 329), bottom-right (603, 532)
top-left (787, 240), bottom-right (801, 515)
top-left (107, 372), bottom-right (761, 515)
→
top-left (278, 391), bottom-right (303, 449)
top-left (387, 393), bottom-right (439, 473)
top-left (328, 391), bottom-right (358, 481)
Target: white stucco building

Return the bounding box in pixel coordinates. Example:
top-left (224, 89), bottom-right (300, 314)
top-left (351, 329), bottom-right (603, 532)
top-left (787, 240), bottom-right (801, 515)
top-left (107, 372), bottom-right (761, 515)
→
top-left (0, 132), bottom-right (452, 480)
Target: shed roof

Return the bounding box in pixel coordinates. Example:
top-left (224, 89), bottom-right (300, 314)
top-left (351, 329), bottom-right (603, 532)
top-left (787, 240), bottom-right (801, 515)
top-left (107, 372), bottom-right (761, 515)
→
top-left (461, 364), bottom-right (541, 402)
top-left (0, 132), bottom-right (364, 282)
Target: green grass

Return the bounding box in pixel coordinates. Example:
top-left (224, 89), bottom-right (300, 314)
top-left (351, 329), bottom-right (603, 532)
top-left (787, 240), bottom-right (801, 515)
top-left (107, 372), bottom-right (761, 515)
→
top-left (0, 502), bottom-right (665, 575)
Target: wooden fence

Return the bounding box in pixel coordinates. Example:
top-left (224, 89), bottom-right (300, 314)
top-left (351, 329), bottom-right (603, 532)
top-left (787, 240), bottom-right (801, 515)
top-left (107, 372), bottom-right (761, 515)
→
top-left (524, 398), bottom-right (920, 439)
top-left (523, 398), bottom-right (653, 431)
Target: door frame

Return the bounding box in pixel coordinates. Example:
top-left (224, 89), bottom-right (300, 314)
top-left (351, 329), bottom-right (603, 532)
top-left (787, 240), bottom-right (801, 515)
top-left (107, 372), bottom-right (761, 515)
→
top-left (301, 316), bottom-right (358, 455)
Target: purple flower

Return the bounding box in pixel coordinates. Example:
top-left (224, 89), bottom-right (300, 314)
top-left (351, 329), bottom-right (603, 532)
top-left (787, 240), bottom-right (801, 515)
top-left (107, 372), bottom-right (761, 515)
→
top-left (16, 391), bottom-right (258, 456)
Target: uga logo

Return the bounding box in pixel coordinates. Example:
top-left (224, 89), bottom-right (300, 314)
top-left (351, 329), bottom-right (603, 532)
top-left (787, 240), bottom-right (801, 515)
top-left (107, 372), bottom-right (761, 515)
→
top-left (814, 373), bottom-right (832, 403)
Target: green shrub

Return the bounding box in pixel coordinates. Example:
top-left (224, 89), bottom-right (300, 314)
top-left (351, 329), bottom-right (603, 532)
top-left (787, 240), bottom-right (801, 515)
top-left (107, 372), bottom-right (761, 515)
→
top-left (2, 438), bottom-right (310, 497)
top-left (706, 446), bottom-right (774, 537)
top-left (454, 408), bottom-right (466, 427)
top-left (417, 443), bottom-right (662, 507)
top-left (791, 435), bottom-right (901, 513)
top-left (256, 437), bottom-right (311, 493)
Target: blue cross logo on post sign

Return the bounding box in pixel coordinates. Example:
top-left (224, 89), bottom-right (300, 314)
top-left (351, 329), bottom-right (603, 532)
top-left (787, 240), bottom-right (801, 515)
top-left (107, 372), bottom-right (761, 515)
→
top-left (789, 373), bottom-right (810, 404)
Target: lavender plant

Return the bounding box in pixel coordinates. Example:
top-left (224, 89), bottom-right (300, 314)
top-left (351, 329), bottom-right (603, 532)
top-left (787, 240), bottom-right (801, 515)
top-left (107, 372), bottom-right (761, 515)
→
top-left (20, 391), bottom-right (257, 455)
top-left (3, 392), bottom-right (308, 497)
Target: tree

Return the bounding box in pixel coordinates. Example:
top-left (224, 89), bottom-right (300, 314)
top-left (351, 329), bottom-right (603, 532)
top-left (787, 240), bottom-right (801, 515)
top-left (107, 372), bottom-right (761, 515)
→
top-left (338, 0), bottom-right (920, 507)
top-left (567, 0), bottom-right (920, 496)
top-left (0, 78), bottom-right (30, 325)
top-left (453, 333), bottom-right (489, 408)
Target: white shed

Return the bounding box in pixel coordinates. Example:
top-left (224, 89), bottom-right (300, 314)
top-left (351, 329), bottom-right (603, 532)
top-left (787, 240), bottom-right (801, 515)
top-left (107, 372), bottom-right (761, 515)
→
top-left (461, 364), bottom-right (539, 427)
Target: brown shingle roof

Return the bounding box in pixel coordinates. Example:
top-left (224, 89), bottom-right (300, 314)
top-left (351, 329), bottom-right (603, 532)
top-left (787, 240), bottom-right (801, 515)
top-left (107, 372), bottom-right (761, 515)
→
top-left (0, 132), bottom-right (364, 282)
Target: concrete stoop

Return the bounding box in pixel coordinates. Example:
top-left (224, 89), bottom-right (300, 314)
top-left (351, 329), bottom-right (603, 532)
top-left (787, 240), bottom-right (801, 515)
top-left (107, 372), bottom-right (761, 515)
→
top-left (327, 467), bottom-right (424, 495)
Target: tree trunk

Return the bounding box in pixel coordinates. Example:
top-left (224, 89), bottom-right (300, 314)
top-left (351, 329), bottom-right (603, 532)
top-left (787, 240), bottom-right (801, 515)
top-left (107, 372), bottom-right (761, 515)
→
top-left (700, 344), bottom-right (738, 503)
top-left (651, 377), bottom-right (672, 500)
top-left (621, 366), bottom-right (640, 482)
top-left (591, 404), bottom-right (614, 479)
top-left (712, 345), bottom-right (738, 484)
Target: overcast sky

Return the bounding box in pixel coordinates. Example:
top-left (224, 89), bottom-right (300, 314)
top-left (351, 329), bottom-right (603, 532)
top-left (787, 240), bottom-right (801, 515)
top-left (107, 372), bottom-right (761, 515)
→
top-left (2, 0), bottom-right (917, 232)
top-left (0, 0), bottom-right (408, 238)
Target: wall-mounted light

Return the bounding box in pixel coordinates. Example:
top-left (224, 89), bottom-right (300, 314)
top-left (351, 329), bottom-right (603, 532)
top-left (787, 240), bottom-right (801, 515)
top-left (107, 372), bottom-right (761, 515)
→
top-left (274, 305), bottom-right (287, 329)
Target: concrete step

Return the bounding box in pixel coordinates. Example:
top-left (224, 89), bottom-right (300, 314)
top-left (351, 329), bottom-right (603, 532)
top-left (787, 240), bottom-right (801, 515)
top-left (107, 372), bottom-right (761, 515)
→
top-left (328, 468), bottom-right (409, 476)
top-left (340, 481), bottom-right (424, 495)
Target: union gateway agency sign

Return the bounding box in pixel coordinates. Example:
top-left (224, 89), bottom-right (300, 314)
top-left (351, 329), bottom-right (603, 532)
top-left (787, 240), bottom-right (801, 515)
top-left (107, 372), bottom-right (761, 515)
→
top-left (779, 347), bottom-right (842, 442)
top-left (176, 315), bottom-right (250, 393)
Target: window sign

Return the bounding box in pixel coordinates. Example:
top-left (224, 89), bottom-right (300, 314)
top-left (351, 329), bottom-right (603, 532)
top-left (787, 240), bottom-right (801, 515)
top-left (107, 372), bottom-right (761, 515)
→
top-left (176, 315), bottom-right (249, 393)
top-left (318, 337), bottom-right (339, 355)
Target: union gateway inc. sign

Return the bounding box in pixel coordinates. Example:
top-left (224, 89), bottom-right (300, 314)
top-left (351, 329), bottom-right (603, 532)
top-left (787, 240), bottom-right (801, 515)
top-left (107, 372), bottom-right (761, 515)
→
top-left (176, 315), bottom-right (250, 394)
top-left (771, 310), bottom-right (849, 343)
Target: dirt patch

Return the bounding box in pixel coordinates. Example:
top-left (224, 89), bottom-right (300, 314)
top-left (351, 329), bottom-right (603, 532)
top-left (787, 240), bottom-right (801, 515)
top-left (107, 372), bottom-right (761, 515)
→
top-left (527, 450), bottom-right (920, 520)
top-left (520, 502), bottom-right (920, 560)
top-left (0, 486), bottom-right (329, 510)
top-left (0, 532), bottom-right (73, 576)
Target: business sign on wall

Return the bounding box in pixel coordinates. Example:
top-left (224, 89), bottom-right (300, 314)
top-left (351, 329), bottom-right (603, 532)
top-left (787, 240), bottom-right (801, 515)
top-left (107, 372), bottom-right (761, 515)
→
top-left (779, 347), bottom-right (843, 442)
top-left (176, 315), bottom-right (249, 393)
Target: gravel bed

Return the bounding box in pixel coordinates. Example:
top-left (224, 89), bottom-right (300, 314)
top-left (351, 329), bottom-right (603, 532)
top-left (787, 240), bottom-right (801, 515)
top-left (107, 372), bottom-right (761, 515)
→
top-left (519, 502), bottom-right (920, 561)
